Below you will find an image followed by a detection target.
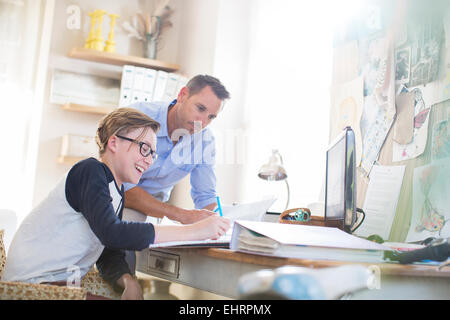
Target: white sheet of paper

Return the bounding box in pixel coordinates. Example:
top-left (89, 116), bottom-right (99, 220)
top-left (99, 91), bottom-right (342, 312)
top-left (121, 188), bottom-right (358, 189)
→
top-left (220, 198), bottom-right (276, 221)
top-left (355, 165), bottom-right (406, 240)
top-left (234, 220), bottom-right (390, 251)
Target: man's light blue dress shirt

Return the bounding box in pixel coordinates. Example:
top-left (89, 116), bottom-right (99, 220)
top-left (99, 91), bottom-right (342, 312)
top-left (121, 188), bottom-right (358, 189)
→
top-left (123, 101), bottom-right (217, 209)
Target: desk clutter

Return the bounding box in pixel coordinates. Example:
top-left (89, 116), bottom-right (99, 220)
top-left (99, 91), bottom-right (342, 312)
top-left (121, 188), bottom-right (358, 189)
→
top-left (148, 193), bottom-right (449, 266)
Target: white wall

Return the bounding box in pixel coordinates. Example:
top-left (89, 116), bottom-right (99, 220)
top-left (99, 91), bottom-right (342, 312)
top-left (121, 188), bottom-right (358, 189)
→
top-left (170, 0), bottom-right (335, 213)
top-left (175, 0), bottom-right (220, 76)
top-left (32, 0), bottom-right (183, 205)
top-left (211, 0), bottom-right (253, 205)
top-left (168, 0), bottom-right (253, 209)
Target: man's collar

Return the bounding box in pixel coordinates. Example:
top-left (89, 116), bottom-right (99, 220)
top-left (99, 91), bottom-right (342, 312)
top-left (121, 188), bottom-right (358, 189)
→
top-left (157, 99), bottom-right (177, 138)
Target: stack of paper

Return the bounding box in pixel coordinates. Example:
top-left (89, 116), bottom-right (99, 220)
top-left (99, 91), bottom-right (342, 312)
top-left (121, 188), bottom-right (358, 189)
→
top-left (148, 232), bottom-right (232, 249)
top-left (220, 198), bottom-right (276, 221)
top-left (231, 221), bottom-right (393, 263)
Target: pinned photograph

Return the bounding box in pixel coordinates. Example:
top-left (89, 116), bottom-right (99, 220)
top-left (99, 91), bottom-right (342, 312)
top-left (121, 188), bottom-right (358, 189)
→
top-left (395, 47), bottom-right (411, 84)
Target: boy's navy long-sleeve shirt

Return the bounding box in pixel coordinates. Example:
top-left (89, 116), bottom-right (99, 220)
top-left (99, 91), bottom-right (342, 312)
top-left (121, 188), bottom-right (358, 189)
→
top-left (3, 158), bottom-right (154, 288)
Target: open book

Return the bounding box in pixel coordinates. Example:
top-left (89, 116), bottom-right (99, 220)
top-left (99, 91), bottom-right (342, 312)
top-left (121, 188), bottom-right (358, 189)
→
top-left (148, 217), bottom-right (233, 248)
top-left (148, 198), bottom-right (275, 249)
top-left (230, 220), bottom-right (393, 263)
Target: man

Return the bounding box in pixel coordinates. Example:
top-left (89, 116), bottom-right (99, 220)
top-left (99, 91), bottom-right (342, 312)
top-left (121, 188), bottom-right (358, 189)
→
top-left (123, 74), bottom-right (230, 224)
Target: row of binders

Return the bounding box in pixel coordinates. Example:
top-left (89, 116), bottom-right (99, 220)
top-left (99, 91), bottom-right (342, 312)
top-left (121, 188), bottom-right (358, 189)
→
top-left (119, 65), bottom-right (188, 107)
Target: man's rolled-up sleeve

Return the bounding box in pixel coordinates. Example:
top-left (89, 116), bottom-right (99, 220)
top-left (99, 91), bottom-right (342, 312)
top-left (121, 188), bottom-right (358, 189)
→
top-left (190, 163), bottom-right (217, 209)
top-left (190, 132), bottom-right (217, 209)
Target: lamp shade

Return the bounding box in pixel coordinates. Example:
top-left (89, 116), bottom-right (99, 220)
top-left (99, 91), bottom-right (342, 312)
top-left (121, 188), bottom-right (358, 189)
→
top-left (258, 150), bottom-right (287, 181)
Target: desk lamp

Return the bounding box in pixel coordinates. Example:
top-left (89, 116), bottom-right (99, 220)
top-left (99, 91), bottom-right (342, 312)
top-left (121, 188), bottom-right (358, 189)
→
top-left (258, 149), bottom-right (290, 211)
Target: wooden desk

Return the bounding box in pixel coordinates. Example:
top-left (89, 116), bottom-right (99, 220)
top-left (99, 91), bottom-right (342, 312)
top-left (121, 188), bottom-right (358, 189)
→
top-left (136, 247), bottom-right (450, 300)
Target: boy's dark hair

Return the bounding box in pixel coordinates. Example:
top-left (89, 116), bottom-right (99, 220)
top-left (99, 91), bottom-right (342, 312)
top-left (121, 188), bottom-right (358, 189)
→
top-left (186, 74), bottom-right (230, 101)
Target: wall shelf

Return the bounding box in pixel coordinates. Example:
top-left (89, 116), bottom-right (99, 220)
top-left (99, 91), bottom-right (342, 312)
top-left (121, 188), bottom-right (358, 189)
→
top-left (68, 47), bottom-right (180, 72)
top-left (61, 102), bottom-right (114, 115)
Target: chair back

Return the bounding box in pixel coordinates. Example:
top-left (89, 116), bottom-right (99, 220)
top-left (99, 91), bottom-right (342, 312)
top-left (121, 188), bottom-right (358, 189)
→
top-left (0, 209), bottom-right (17, 252)
top-left (0, 229), bottom-right (6, 280)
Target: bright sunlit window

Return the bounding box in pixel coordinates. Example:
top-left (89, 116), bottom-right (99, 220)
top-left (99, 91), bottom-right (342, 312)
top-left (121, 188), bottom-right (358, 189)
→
top-left (241, 0), bottom-right (361, 211)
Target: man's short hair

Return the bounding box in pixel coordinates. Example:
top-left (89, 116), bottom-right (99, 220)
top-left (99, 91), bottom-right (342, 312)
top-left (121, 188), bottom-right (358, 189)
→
top-left (186, 74), bottom-right (230, 101)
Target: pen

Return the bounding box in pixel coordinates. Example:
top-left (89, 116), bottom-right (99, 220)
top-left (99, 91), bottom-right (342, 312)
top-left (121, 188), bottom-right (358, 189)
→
top-left (216, 195), bottom-right (223, 217)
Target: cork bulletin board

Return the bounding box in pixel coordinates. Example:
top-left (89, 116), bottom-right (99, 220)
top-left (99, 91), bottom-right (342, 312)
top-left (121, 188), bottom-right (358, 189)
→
top-left (331, 0), bottom-right (450, 241)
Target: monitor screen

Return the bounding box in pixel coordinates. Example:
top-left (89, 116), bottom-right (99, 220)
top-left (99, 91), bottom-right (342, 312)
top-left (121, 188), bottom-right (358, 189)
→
top-left (325, 127), bottom-right (356, 232)
top-left (325, 135), bottom-right (346, 220)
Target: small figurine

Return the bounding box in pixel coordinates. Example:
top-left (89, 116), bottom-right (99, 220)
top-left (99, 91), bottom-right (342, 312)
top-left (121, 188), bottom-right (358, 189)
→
top-left (84, 11), bottom-right (97, 49)
top-left (104, 13), bottom-right (120, 53)
top-left (92, 10), bottom-right (106, 51)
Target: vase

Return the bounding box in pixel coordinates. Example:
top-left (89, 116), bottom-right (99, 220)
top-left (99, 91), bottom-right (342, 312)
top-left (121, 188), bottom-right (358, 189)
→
top-left (144, 34), bottom-right (157, 59)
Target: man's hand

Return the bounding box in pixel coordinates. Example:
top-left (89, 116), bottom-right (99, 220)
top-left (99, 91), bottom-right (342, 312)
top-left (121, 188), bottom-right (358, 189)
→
top-left (118, 274), bottom-right (143, 300)
top-left (177, 208), bottom-right (216, 224)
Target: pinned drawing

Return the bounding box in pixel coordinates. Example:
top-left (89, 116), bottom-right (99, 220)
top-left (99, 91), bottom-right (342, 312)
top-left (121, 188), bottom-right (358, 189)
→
top-left (407, 160), bottom-right (450, 242)
top-left (395, 47), bottom-right (410, 84)
top-left (359, 36), bottom-right (396, 174)
top-left (359, 36), bottom-right (389, 97)
top-left (405, 12), bottom-right (443, 87)
top-left (432, 118), bottom-right (450, 161)
top-left (392, 87), bottom-right (431, 162)
top-left (330, 76), bottom-right (364, 166)
top-left (360, 95), bottom-right (396, 174)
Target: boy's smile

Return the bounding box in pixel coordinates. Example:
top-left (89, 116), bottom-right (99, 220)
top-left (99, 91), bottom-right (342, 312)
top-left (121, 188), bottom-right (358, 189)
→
top-left (112, 128), bottom-right (157, 187)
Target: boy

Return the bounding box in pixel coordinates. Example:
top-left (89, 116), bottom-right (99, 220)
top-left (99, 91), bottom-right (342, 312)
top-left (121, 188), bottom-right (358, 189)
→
top-left (3, 108), bottom-right (230, 299)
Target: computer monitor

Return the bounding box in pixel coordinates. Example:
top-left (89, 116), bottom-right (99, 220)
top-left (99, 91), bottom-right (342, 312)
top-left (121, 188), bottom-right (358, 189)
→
top-left (324, 126), bottom-right (356, 233)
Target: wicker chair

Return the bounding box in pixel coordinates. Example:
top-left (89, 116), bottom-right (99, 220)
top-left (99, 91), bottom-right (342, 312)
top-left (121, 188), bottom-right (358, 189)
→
top-left (0, 229), bottom-right (86, 300)
top-left (80, 267), bottom-right (121, 300)
top-left (0, 229), bottom-right (120, 300)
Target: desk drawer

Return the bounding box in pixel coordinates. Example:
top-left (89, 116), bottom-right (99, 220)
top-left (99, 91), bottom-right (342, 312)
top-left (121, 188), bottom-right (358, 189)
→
top-left (147, 250), bottom-right (180, 279)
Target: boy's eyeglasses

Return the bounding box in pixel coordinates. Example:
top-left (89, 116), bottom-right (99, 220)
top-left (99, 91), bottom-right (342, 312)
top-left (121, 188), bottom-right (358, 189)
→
top-left (116, 134), bottom-right (158, 160)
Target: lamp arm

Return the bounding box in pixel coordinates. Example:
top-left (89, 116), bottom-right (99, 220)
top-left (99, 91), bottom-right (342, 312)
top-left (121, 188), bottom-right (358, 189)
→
top-left (284, 179), bottom-right (290, 211)
top-left (275, 150), bottom-right (284, 165)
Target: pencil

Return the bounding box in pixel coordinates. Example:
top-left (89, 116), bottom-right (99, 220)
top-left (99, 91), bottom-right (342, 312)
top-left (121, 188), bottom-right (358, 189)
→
top-left (216, 195), bottom-right (223, 217)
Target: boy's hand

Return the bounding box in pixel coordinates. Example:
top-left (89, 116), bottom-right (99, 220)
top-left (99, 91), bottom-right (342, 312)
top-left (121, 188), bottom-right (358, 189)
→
top-left (190, 215), bottom-right (231, 240)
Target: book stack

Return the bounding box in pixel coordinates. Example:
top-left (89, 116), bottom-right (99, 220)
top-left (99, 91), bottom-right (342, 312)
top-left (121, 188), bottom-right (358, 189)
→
top-left (231, 221), bottom-right (393, 263)
top-left (119, 65), bottom-right (188, 107)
